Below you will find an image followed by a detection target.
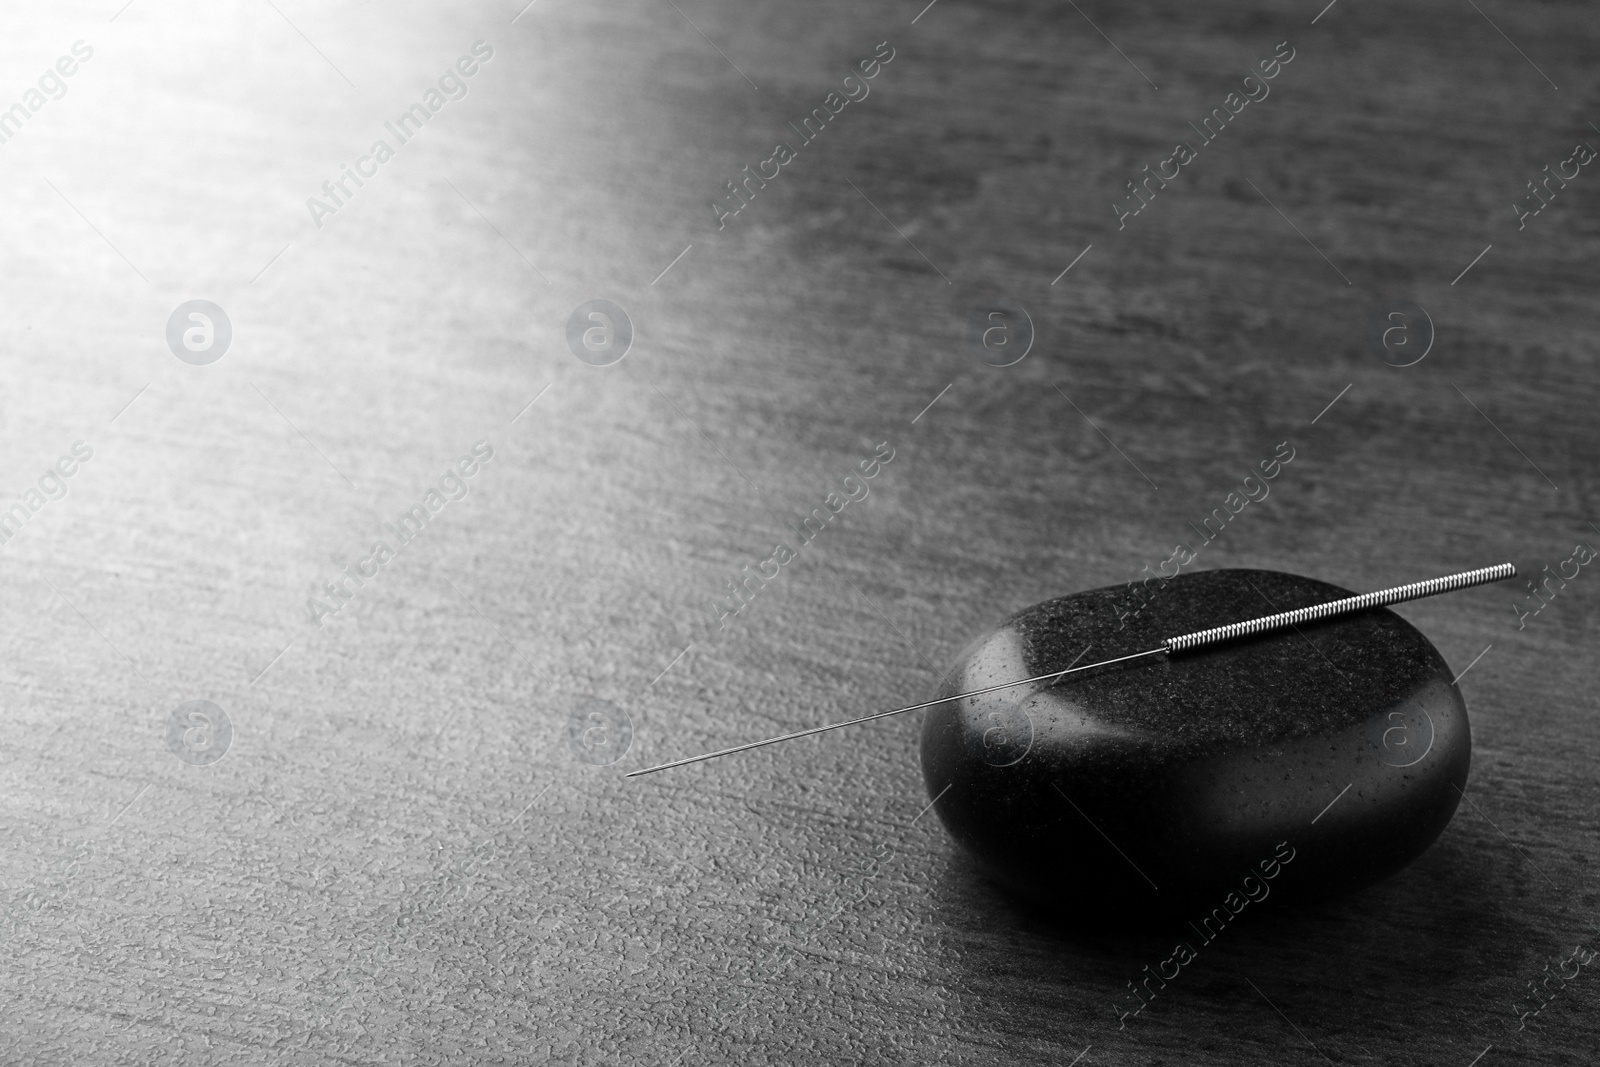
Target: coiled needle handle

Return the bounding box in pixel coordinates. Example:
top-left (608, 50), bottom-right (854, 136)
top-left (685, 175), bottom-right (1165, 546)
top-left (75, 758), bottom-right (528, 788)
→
top-left (1164, 561), bottom-right (1515, 652)
top-left (625, 562), bottom-right (1516, 778)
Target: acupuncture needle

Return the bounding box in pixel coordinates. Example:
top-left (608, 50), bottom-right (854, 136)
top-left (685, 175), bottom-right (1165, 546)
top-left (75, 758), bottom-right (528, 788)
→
top-left (625, 562), bottom-right (1516, 777)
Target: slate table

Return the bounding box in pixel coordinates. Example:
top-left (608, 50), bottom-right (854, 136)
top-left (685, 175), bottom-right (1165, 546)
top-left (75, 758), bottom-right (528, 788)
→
top-left (2, 0), bottom-right (1597, 1063)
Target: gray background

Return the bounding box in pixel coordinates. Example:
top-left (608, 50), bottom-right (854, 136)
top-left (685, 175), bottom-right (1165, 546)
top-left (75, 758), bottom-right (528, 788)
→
top-left (2, 0), bottom-right (1597, 1063)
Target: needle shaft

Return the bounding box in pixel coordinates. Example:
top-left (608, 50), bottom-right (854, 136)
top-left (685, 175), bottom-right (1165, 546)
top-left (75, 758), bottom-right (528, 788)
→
top-left (624, 647), bottom-right (1163, 777)
top-left (625, 562), bottom-right (1516, 778)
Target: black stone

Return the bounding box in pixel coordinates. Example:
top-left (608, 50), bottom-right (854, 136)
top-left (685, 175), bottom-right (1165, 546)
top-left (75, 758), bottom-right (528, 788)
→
top-left (918, 568), bottom-right (1470, 916)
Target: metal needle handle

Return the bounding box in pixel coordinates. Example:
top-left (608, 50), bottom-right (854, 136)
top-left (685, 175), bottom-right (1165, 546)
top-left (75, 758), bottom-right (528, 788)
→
top-left (626, 563), bottom-right (1516, 778)
top-left (1163, 561), bottom-right (1516, 653)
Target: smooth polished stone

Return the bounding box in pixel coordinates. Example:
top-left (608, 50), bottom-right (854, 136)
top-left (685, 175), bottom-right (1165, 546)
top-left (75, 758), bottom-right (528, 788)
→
top-left (918, 569), bottom-right (1470, 915)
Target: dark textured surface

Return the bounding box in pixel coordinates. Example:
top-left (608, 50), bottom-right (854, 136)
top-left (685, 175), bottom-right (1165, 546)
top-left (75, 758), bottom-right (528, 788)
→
top-left (920, 568), bottom-right (1471, 913)
top-left (1, 0), bottom-right (1598, 1064)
